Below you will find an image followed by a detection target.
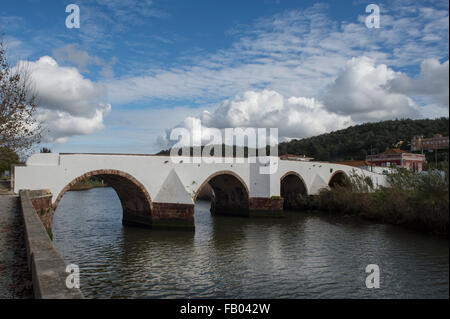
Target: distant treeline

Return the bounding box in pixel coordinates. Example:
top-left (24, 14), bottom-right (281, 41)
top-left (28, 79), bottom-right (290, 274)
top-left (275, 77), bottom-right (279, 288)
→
top-left (278, 118), bottom-right (449, 161)
top-left (157, 118), bottom-right (449, 162)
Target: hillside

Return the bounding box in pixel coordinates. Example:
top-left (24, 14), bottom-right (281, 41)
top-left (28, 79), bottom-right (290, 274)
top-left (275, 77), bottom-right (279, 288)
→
top-left (279, 118), bottom-right (449, 161)
top-left (157, 118), bottom-right (449, 162)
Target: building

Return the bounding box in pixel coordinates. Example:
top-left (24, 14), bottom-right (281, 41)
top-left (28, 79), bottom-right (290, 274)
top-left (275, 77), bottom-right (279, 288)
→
top-left (411, 134), bottom-right (449, 152)
top-left (366, 148), bottom-right (426, 172)
top-left (279, 154), bottom-right (314, 161)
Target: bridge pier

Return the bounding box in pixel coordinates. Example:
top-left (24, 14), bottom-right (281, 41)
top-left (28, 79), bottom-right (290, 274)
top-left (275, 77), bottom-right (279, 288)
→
top-left (249, 197), bottom-right (284, 217)
top-left (122, 203), bottom-right (195, 230)
top-left (210, 197), bottom-right (284, 218)
top-left (121, 210), bottom-right (153, 228)
top-left (151, 202), bottom-right (194, 230)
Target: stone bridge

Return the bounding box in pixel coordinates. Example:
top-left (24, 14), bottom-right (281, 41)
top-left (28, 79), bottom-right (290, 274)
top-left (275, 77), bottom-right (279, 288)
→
top-left (13, 153), bottom-right (388, 230)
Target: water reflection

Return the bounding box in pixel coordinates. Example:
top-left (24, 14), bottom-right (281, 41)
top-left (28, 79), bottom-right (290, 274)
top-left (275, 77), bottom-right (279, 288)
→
top-left (53, 187), bottom-right (449, 299)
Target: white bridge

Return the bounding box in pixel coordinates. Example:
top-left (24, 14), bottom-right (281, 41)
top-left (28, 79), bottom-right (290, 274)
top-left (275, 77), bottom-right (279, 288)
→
top-left (13, 153), bottom-right (387, 230)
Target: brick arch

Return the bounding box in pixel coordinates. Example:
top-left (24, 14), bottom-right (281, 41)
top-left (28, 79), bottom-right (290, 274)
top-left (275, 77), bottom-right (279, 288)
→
top-left (193, 170), bottom-right (249, 201)
top-left (280, 171), bottom-right (309, 196)
top-left (328, 170), bottom-right (348, 188)
top-left (53, 169), bottom-right (152, 214)
top-left (194, 170), bottom-right (250, 216)
top-left (280, 171), bottom-right (308, 210)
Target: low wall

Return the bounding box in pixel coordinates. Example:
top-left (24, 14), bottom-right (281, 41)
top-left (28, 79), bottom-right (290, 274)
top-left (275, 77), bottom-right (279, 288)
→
top-left (19, 190), bottom-right (83, 299)
top-left (28, 189), bottom-right (54, 232)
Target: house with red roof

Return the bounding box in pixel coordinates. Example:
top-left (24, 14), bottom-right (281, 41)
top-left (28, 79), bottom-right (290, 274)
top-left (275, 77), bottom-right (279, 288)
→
top-left (366, 148), bottom-right (426, 172)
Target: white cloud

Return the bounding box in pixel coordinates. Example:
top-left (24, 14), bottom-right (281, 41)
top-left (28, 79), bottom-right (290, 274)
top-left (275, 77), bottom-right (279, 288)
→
top-left (388, 58), bottom-right (449, 108)
top-left (36, 106), bottom-right (110, 143)
top-left (159, 55), bottom-right (449, 149)
top-left (158, 90), bottom-right (354, 149)
top-left (104, 2), bottom-right (449, 106)
top-left (204, 90), bottom-right (353, 138)
top-left (323, 56), bottom-right (421, 122)
top-left (76, 0), bottom-right (167, 48)
top-left (53, 44), bottom-right (117, 78)
top-left (15, 56), bottom-right (111, 143)
top-left (53, 44), bottom-right (103, 72)
top-left (10, 1), bottom-right (448, 150)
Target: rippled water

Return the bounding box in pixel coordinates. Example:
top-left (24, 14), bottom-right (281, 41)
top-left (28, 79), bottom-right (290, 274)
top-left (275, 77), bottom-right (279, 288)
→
top-left (53, 187), bottom-right (449, 299)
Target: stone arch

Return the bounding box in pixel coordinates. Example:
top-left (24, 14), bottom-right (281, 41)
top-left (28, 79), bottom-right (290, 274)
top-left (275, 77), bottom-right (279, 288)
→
top-left (280, 171), bottom-right (308, 210)
top-left (328, 170), bottom-right (348, 188)
top-left (194, 170), bottom-right (250, 216)
top-left (53, 169), bottom-right (153, 227)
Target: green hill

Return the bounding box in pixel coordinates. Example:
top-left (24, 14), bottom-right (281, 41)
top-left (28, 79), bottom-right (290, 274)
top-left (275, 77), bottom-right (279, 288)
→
top-left (279, 118), bottom-right (449, 161)
top-left (157, 118), bottom-right (449, 162)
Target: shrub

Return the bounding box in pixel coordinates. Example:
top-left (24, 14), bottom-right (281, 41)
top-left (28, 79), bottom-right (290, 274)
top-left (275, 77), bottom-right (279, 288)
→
top-left (304, 166), bottom-right (449, 235)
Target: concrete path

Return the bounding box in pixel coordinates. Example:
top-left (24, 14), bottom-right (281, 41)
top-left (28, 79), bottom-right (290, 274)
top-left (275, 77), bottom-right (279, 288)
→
top-left (0, 193), bottom-right (33, 298)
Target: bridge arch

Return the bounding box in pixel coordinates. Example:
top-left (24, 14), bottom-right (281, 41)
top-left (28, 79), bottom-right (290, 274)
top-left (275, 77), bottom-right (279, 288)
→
top-left (328, 170), bottom-right (348, 188)
top-left (280, 171), bottom-right (308, 210)
top-left (194, 170), bottom-right (250, 216)
top-left (53, 169), bottom-right (153, 227)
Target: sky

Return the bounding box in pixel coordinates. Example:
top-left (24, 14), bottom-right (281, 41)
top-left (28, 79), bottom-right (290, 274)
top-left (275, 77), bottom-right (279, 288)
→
top-left (1, 0), bottom-right (449, 154)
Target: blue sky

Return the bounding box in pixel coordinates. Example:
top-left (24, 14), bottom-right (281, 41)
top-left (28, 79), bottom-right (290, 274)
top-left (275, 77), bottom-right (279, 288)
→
top-left (1, 0), bottom-right (449, 153)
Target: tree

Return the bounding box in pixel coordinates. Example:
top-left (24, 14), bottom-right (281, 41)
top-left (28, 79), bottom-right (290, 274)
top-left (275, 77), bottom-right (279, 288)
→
top-left (0, 146), bottom-right (19, 173)
top-left (40, 147), bottom-right (51, 153)
top-left (0, 36), bottom-right (41, 152)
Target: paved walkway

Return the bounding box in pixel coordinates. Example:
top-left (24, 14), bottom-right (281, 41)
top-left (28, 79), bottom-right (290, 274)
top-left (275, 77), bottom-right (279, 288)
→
top-left (0, 182), bottom-right (33, 298)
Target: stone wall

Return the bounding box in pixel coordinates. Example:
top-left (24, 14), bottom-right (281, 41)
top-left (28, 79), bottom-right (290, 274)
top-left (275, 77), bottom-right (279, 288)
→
top-left (19, 190), bottom-right (83, 299)
top-left (28, 190), bottom-right (54, 233)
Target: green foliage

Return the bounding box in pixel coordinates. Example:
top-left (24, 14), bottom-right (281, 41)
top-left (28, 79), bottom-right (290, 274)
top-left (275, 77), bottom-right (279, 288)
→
top-left (308, 167), bottom-right (449, 235)
top-left (79, 176), bottom-right (104, 185)
top-left (70, 176), bottom-right (108, 190)
top-left (40, 147), bottom-right (51, 153)
top-left (346, 171), bottom-right (375, 193)
top-left (0, 146), bottom-right (19, 173)
top-left (278, 118), bottom-right (449, 161)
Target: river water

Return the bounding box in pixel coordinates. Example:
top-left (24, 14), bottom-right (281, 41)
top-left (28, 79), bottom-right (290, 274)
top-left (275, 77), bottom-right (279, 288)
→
top-left (53, 187), bottom-right (448, 299)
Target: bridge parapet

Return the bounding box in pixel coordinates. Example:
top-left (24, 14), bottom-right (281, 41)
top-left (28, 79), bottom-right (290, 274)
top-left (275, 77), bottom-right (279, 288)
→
top-left (14, 153), bottom-right (388, 229)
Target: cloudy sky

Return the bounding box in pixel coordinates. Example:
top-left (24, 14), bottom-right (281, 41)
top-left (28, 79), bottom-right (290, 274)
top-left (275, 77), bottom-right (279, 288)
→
top-left (1, 0), bottom-right (448, 153)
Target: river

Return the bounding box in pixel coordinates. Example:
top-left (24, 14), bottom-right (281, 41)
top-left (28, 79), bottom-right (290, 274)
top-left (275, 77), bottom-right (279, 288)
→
top-left (53, 187), bottom-right (448, 298)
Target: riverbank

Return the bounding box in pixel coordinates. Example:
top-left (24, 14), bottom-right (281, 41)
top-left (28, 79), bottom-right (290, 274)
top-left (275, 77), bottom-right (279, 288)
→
top-left (294, 168), bottom-right (449, 236)
top-left (69, 179), bottom-right (109, 191)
